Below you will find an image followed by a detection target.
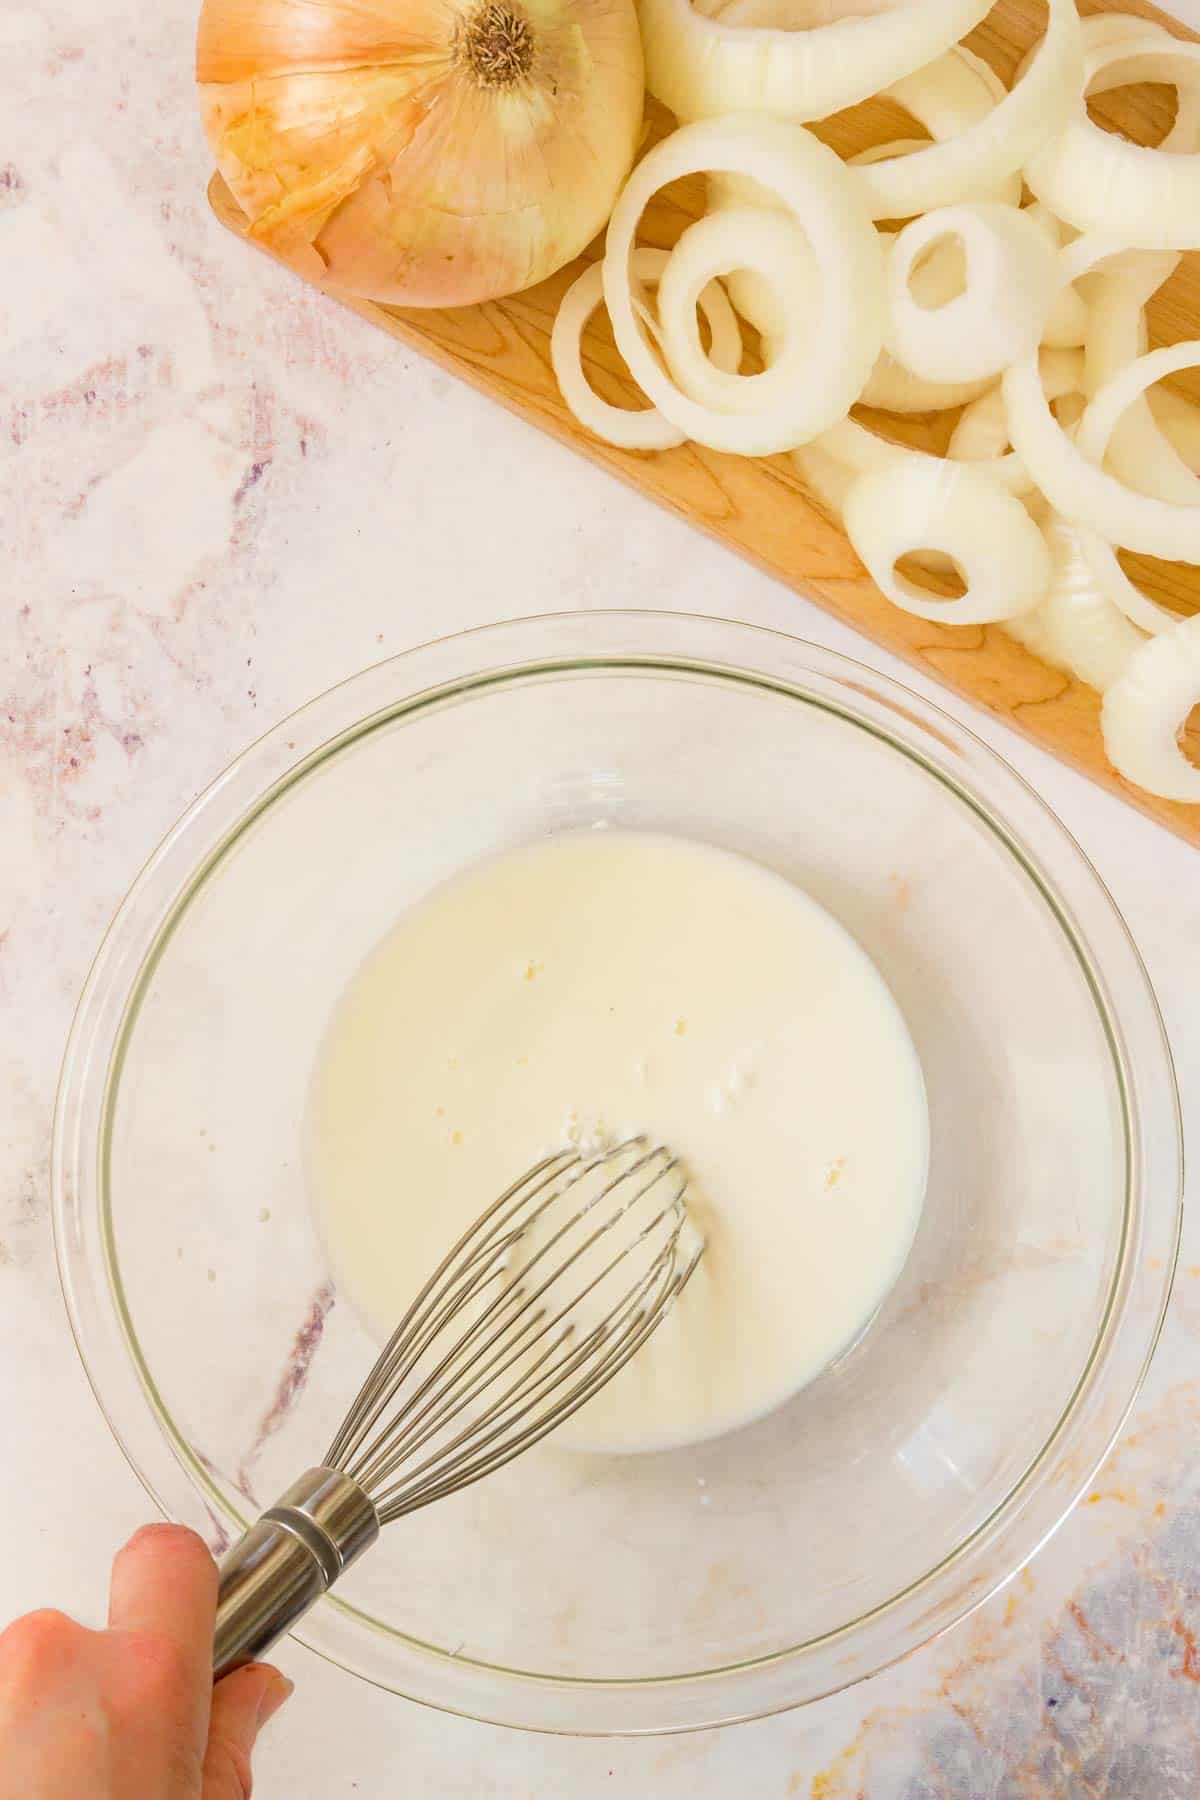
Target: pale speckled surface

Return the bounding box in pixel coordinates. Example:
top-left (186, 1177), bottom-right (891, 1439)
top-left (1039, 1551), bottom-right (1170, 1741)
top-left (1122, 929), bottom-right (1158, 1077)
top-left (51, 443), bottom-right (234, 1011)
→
top-left (2, 2), bottom-right (1199, 1792)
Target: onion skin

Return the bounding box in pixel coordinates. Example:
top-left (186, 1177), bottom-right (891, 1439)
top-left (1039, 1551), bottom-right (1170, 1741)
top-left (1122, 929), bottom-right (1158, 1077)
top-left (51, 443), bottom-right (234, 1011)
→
top-left (197, 0), bottom-right (644, 307)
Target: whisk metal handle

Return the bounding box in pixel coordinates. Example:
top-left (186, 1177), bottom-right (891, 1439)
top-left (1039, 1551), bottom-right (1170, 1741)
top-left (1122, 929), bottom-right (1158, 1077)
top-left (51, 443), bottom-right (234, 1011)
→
top-left (213, 1467), bottom-right (379, 1682)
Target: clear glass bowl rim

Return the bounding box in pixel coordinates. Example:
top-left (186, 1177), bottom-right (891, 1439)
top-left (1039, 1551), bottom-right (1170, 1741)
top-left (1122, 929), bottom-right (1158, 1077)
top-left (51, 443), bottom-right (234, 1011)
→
top-left (52, 611), bottom-right (1183, 1735)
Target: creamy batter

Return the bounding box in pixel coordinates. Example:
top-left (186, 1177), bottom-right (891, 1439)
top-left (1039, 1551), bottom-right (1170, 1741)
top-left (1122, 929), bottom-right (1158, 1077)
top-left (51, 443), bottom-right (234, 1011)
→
top-left (307, 831), bottom-right (928, 1454)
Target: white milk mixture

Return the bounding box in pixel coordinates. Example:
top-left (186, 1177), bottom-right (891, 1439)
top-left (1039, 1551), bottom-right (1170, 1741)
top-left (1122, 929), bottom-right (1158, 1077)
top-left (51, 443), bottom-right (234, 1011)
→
top-left (307, 831), bottom-right (929, 1453)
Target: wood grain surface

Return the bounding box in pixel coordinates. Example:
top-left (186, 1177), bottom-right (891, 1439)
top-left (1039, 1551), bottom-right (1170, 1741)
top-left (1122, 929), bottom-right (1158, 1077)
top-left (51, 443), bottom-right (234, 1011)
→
top-left (208, 0), bottom-right (1200, 843)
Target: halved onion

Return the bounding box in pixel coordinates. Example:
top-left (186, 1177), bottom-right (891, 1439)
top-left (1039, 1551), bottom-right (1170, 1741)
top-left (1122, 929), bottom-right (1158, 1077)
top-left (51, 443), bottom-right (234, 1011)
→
top-left (1101, 614), bottom-right (1200, 799)
top-left (638, 0), bottom-right (993, 125)
top-left (884, 202), bottom-right (1057, 384)
top-left (1026, 22), bottom-right (1200, 246)
top-left (551, 248), bottom-right (742, 448)
top-left (602, 116), bottom-right (884, 454)
top-left (852, 0), bottom-right (1082, 221)
top-left (842, 456), bottom-right (1052, 623)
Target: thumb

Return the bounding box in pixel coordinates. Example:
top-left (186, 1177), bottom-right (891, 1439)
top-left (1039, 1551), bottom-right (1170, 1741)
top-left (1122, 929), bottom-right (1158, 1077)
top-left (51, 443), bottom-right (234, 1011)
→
top-left (202, 1664), bottom-right (294, 1800)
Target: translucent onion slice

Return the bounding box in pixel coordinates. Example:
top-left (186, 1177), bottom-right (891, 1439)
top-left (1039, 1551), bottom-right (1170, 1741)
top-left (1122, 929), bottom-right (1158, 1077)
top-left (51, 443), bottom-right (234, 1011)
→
top-left (1069, 341), bottom-right (1200, 633)
top-left (853, 47), bottom-right (1022, 215)
top-left (949, 346), bottom-right (1084, 493)
top-left (1078, 340), bottom-right (1200, 500)
top-left (852, 137), bottom-right (942, 167)
top-left (706, 45), bottom-right (1015, 330)
top-left (1026, 24), bottom-right (1200, 246)
top-left (654, 208), bottom-right (811, 407)
top-left (1023, 204), bottom-right (1088, 348)
top-left (1079, 539), bottom-right (1182, 636)
top-left (842, 457), bottom-right (1052, 623)
top-left (800, 420), bottom-right (957, 576)
top-left (1004, 603), bottom-right (1064, 664)
top-left (705, 171), bottom-right (814, 340)
top-left (1029, 513), bottom-right (1146, 690)
top-left (551, 250), bottom-right (742, 449)
top-left (1079, 14), bottom-right (1200, 154)
top-left (818, 414), bottom-right (911, 473)
top-left (853, 0), bottom-right (1082, 221)
top-left (791, 441), bottom-right (855, 518)
top-left (1080, 246), bottom-right (1174, 394)
top-left (602, 116), bottom-right (884, 455)
top-left (1003, 341), bottom-right (1200, 561)
top-left (858, 355), bottom-right (993, 413)
top-left (1151, 387), bottom-right (1200, 474)
top-left (711, 0), bottom-right (910, 25)
top-left (1081, 250), bottom-right (1200, 506)
top-left (884, 203), bottom-right (1058, 384)
top-left (858, 209), bottom-right (997, 411)
top-left (638, 0), bottom-right (993, 126)
top-left (1101, 614), bottom-right (1200, 799)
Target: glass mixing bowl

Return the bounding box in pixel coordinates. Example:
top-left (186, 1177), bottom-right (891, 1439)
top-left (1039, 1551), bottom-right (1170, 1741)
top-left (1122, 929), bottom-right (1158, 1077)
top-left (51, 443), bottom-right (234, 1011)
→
top-left (53, 613), bottom-right (1181, 1734)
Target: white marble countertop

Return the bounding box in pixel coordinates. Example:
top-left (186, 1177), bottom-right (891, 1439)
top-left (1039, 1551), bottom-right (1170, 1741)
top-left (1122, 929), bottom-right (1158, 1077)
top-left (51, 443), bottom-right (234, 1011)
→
top-left (3, 1), bottom-right (1199, 1792)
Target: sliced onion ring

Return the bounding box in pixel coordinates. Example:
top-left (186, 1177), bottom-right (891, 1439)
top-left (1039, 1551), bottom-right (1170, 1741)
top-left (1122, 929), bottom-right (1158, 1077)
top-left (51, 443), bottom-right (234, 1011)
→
top-left (551, 250), bottom-right (742, 450)
top-left (1070, 341), bottom-right (1200, 631)
top-left (602, 116), bottom-right (883, 455)
top-left (818, 414), bottom-right (910, 471)
top-left (1101, 615), bottom-right (1200, 800)
top-left (1082, 250), bottom-right (1200, 506)
top-left (1152, 387), bottom-right (1200, 472)
top-left (638, 0), bottom-right (993, 126)
top-left (1079, 339), bottom-right (1200, 492)
top-left (859, 354), bottom-right (993, 413)
top-left (1023, 203), bottom-right (1089, 348)
top-left (843, 456), bottom-right (1052, 623)
top-left (1079, 14), bottom-right (1200, 154)
top-left (1003, 339), bottom-right (1200, 561)
top-left (791, 441), bottom-right (855, 519)
top-left (885, 203), bottom-right (1057, 384)
top-left (1026, 25), bottom-right (1200, 246)
top-left (705, 171), bottom-right (814, 340)
top-left (1029, 513), bottom-right (1146, 690)
top-left (852, 46), bottom-right (1022, 215)
top-left (949, 346), bottom-right (1084, 493)
top-left (853, 0), bottom-right (1082, 221)
top-left (1005, 605), bottom-right (1063, 665)
top-left (654, 208), bottom-right (810, 407)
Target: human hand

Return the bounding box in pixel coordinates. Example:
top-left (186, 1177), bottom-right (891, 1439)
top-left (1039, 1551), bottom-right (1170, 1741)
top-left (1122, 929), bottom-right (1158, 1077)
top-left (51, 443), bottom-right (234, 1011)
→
top-left (0, 1523), bottom-right (292, 1799)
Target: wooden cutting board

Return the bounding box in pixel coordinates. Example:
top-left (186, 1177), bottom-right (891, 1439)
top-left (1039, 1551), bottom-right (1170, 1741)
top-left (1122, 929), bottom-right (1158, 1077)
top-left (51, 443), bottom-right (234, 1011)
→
top-left (208, 0), bottom-right (1200, 844)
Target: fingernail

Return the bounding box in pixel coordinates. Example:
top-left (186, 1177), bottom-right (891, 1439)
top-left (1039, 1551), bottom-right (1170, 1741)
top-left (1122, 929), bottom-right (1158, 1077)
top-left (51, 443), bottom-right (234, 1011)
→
top-left (258, 1675), bottom-right (295, 1727)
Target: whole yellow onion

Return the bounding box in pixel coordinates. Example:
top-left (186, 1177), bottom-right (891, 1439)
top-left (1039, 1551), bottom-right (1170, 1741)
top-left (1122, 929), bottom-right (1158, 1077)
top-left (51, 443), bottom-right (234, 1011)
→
top-left (196, 0), bottom-right (644, 306)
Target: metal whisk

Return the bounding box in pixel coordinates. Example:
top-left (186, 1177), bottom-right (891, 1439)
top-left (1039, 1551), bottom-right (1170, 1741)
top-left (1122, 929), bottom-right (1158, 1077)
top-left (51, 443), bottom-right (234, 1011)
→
top-left (212, 1138), bottom-right (701, 1678)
